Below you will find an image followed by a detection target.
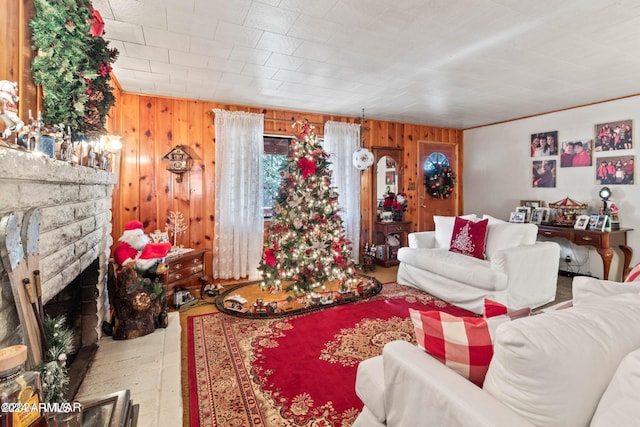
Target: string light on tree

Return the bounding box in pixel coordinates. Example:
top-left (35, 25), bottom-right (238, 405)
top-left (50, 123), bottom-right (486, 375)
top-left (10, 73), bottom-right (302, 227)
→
top-left (258, 120), bottom-right (356, 294)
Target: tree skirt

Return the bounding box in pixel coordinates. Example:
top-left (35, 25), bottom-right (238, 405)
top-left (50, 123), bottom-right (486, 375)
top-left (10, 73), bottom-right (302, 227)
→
top-left (187, 282), bottom-right (474, 427)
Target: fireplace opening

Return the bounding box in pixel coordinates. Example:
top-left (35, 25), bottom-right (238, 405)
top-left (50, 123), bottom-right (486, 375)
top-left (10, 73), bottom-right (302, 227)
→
top-left (43, 258), bottom-right (102, 400)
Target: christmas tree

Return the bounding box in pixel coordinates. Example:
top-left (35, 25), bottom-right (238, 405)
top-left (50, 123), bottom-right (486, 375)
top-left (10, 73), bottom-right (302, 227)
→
top-left (259, 120), bottom-right (356, 294)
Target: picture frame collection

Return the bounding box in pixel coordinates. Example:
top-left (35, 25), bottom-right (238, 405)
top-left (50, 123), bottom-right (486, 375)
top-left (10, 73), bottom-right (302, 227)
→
top-left (530, 119), bottom-right (635, 188)
top-left (511, 200), bottom-right (610, 231)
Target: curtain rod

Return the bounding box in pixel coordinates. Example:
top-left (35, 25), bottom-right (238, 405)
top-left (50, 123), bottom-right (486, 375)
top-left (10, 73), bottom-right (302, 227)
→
top-left (264, 117), bottom-right (324, 126)
top-left (209, 111), bottom-right (358, 127)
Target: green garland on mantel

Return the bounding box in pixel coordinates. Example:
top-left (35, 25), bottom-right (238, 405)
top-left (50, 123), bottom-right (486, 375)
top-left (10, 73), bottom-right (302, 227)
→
top-left (30, 0), bottom-right (118, 136)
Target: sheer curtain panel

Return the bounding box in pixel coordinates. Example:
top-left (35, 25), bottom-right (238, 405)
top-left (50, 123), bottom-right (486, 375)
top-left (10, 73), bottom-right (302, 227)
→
top-left (213, 109), bottom-right (264, 280)
top-left (323, 121), bottom-right (362, 262)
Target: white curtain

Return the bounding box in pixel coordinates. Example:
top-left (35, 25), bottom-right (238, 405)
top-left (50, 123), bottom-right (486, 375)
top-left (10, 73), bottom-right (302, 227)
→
top-left (323, 121), bottom-right (362, 262)
top-left (213, 109), bottom-right (264, 280)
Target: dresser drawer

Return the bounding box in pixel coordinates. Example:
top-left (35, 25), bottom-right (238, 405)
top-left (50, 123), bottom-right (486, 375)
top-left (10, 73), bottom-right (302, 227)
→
top-left (538, 227), bottom-right (573, 240)
top-left (167, 254), bottom-right (204, 272)
top-left (573, 231), bottom-right (603, 247)
top-left (167, 263), bottom-right (203, 282)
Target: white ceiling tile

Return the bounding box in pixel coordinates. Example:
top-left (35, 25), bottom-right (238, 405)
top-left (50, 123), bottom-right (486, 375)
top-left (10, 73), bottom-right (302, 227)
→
top-left (193, 0), bottom-right (251, 25)
top-left (187, 67), bottom-right (222, 82)
top-left (256, 32), bottom-right (303, 55)
top-left (93, 0), bottom-right (113, 19)
top-left (278, 0), bottom-right (339, 18)
top-left (143, 27), bottom-right (190, 51)
top-left (229, 47), bottom-right (272, 65)
top-left (206, 58), bottom-right (245, 74)
top-left (220, 73), bottom-right (254, 86)
top-left (108, 0), bottom-right (167, 29)
top-left (287, 15), bottom-right (342, 43)
top-left (241, 64), bottom-right (278, 79)
top-left (245, 3), bottom-right (299, 34)
top-left (103, 19), bottom-right (145, 44)
top-left (215, 21), bottom-right (264, 48)
top-left (169, 50), bottom-right (208, 68)
top-left (150, 61), bottom-right (188, 79)
top-left (122, 42), bottom-right (170, 62)
top-left (264, 53), bottom-right (305, 71)
top-left (190, 37), bottom-right (233, 59)
top-left (167, 8), bottom-right (217, 39)
top-left (115, 56), bottom-right (152, 72)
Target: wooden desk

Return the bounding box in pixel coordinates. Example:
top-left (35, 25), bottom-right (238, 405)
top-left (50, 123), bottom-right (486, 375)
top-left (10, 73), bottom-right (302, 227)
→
top-left (537, 225), bottom-right (633, 280)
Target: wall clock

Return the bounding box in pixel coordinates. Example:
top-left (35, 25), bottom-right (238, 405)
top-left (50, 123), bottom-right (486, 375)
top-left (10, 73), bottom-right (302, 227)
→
top-left (162, 145), bottom-right (192, 182)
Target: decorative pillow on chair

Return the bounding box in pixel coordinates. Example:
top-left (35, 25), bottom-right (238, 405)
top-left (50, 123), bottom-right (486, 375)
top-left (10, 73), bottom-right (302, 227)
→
top-left (409, 302), bottom-right (529, 387)
top-left (433, 214), bottom-right (477, 249)
top-left (449, 217), bottom-right (489, 260)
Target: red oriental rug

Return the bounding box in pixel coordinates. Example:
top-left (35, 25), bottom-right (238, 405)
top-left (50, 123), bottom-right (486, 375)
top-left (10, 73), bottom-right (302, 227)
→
top-left (187, 282), bottom-right (474, 427)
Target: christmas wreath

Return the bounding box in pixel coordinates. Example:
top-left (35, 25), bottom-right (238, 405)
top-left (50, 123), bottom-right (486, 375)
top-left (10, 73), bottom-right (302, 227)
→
top-left (424, 164), bottom-right (456, 199)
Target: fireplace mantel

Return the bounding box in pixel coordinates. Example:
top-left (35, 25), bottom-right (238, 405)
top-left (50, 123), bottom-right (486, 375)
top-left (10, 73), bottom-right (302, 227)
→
top-left (0, 147), bottom-right (117, 349)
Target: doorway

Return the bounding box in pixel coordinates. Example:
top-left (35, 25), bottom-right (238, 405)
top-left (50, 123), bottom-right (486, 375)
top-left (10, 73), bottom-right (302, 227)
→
top-left (417, 141), bottom-right (459, 231)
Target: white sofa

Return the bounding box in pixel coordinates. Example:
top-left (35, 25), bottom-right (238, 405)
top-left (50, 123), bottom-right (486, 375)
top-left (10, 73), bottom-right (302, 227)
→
top-left (396, 215), bottom-right (560, 314)
top-left (353, 275), bottom-right (640, 427)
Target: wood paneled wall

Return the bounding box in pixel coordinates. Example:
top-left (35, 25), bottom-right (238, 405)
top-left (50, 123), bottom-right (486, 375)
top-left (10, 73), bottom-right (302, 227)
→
top-left (2, 0), bottom-right (463, 275)
top-left (0, 0), bottom-right (39, 126)
top-left (108, 93), bottom-right (463, 274)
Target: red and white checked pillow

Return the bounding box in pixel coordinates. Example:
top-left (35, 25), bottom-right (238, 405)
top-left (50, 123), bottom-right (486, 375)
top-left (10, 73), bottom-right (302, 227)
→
top-left (625, 261), bottom-right (640, 282)
top-left (409, 302), bottom-right (530, 387)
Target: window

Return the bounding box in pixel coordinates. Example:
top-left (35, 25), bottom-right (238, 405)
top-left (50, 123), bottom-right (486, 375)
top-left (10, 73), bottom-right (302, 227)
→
top-left (263, 136), bottom-right (290, 218)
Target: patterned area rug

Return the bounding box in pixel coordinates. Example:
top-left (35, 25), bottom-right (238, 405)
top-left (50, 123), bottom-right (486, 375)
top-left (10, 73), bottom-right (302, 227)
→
top-left (187, 282), bottom-right (473, 427)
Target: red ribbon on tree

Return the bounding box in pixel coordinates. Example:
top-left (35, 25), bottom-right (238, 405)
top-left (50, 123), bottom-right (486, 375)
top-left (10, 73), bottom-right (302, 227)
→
top-left (297, 157), bottom-right (316, 178)
top-left (263, 248), bottom-right (277, 267)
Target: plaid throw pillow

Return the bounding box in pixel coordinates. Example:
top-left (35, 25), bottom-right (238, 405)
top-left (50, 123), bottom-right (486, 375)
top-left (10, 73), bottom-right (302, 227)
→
top-left (409, 301), bottom-right (530, 387)
top-left (625, 261), bottom-right (640, 282)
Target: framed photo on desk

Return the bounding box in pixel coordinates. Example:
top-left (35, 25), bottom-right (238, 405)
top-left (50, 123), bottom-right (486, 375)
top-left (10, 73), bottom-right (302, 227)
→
top-left (574, 215), bottom-right (590, 230)
top-left (595, 214), bottom-right (609, 232)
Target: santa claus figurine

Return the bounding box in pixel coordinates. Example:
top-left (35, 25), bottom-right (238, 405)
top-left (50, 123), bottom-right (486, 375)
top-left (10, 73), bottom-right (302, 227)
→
top-left (114, 220), bottom-right (172, 274)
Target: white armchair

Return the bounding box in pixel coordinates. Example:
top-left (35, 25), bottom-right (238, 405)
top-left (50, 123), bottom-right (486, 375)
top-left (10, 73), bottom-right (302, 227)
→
top-left (397, 217), bottom-right (560, 313)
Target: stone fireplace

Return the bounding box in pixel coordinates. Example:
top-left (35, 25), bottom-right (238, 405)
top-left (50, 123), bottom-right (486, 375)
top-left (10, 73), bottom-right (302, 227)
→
top-left (0, 147), bottom-right (116, 392)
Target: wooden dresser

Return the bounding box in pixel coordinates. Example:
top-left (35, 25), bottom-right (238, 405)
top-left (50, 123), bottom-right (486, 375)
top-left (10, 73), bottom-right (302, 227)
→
top-left (373, 221), bottom-right (411, 267)
top-left (164, 249), bottom-right (207, 304)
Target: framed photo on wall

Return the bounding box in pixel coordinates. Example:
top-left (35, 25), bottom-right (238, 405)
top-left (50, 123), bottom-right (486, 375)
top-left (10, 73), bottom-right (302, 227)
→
top-left (560, 139), bottom-right (593, 168)
top-left (595, 155), bottom-right (634, 185)
top-left (594, 120), bottom-right (632, 151)
top-left (531, 131), bottom-right (558, 157)
top-left (532, 160), bottom-right (556, 188)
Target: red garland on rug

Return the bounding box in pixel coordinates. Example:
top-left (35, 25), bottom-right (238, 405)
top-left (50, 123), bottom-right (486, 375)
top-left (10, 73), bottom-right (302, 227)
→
top-left (188, 283), bottom-right (474, 427)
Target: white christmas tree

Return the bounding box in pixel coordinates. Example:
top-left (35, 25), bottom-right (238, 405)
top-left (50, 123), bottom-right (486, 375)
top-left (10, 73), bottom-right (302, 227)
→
top-left (166, 210), bottom-right (188, 246)
top-left (258, 120), bottom-right (356, 294)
